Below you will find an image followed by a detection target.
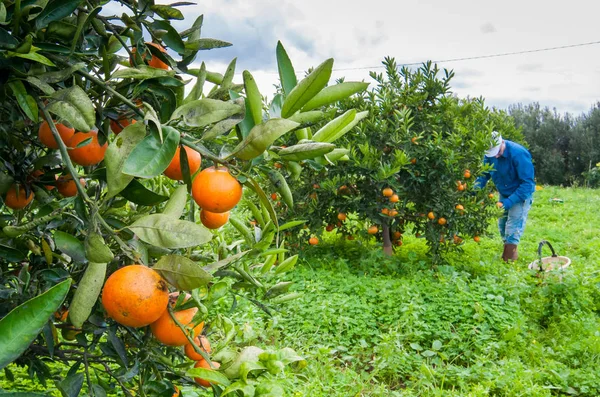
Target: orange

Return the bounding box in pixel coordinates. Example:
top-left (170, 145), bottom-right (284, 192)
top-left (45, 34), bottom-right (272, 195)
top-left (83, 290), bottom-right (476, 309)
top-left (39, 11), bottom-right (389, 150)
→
top-left (338, 185), bottom-right (349, 194)
top-left (172, 386), bottom-right (180, 397)
top-left (309, 237), bottom-right (319, 245)
top-left (150, 293), bottom-right (204, 346)
top-left (389, 194), bottom-right (399, 203)
top-left (200, 209), bottom-right (229, 229)
top-left (455, 204), bottom-right (464, 211)
top-left (131, 42), bottom-right (169, 70)
top-left (38, 120), bottom-right (75, 149)
top-left (389, 209), bottom-right (398, 217)
top-left (184, 335), bottom-right (212, 360)
top-left (427, 212), bottom-right (435, 220)
top-left (56, 175), bottom-right (86, 197)
top-left (337, 213), bottom-right (347, 221)
top-left (410, 158), bottom-right (417, 165)
top-left (163, 146), bottom-right (202, 181)
top-left (488, 193), bottom-right (495, 199)
top-left (54, 308), bottom-right (69, 322)
top-left (274, 162), bottom-right (282, 169)
top-left (194, 359), bottom-right (221, 387)
top-left (30, 170), bottom-right (57, 190)
top-left (313, 184), bottom-right (320, 189)
top-left (392, 231), bottom-right (402, 240)
top-left (4, 185), bottom-right (34, 210)
top-left (382, 188), bottom-right (393, 197)
top-left (68, 131), bottom-right (108, 166)
top-left (411, 137), bottom-right (418, 144)
top-left (367, 226), bottom-right (378, 235)
top-left (381, 208), bottom-right (389, 216)
top-left (270, 192), bottom-right (278, 200)
top-left (496, 202), bottom-right (504, 208)
top-left (102, 265), bottom-right (169, 328)
top-left (325, 224), bottom-right (334, 232)
top-left (438, 217), bottom-right (447, 225)
top-left (457, 182), bottom-right (465, 191)
top-left (110, 117), bottom-right (136, 135)
top-left (473, 236), bottom-right (481, 243)
top-left (453, 235), bottom-right (462, 244)
top-left (463, 170), bottom-right (471, 179)
top-left (191, 167), bottom-right (242, 213)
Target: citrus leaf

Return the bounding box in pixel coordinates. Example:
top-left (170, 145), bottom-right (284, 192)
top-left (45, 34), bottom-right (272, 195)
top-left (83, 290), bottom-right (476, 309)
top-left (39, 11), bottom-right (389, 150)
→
top-left (278, 142), bottom-right (335, 161)
top-left (276, 41), bottom-right (297, 97)
top-left (0, 245), bottom-right (26, 262)
top-left (162, 185), bottom-right (187, 218)
top-left (280, 58), bottom-right (333, 118)
top-left (0, 279), bottom-right (71, 370)
top-left (105, 121), bottom-right (146, 199)
top-left (171, 98), bottom-right (242, 128)
top-left (150, 20), bottom-right (184, 54)
top-left (12, 51), bottom-right (55, 66)
top-left (35, 0), bottom-right (82, 30)
top-left (8, 81), bottom-right (38, 122)
top-left (185, 38), bottom-right (232, 51)
top-left (221, 381), bottom-right (255, 397)
top-left (128, 214), bottom-right (212, 249)
top-left (54, 231), bottom-right (85, 262)
top-left (111, 66), bottom-right (174, 80)
top-left (47, 86), bottom-right (95, 132)
top-left (186, 367), bottom-right (230, 386)
top-left (327, 110), bottom-right (368, 143)
top-left (150, 4), bottom-right (184, 20)
top-left (278, 220), bottom-right (307, 231)
top-left (184, 62), bottom-right (206, 104)
top-left (122, 126), bottom-right (179, 178)
top-left (119, 180), bottom-right (168, 206)
top-left (203, 251), bottom-right (249, 273)
top-left (301, 82), bottom-right (370, 111)
top-left (242, 70), bottom-right (262, 127)
top-left (228, 119), bottom-right (299, 161)
top-left (312, 109), bottom-right (356, 143)
top-left (154, 254), bottom-right (212, 290)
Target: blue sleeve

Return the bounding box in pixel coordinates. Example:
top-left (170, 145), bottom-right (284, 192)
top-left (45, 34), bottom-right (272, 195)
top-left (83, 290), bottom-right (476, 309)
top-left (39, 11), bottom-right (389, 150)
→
top-left (503, 151), bottom-right (535, 210)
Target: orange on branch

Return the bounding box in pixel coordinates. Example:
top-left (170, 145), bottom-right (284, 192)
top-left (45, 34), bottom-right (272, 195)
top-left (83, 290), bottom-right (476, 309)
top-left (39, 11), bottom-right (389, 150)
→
top-left (4, 185), bottom-right (34, 210)
top-left (367, 226), bottom-right (378, 235)
top-left (150, 293), bottom-right (204, 346)
top-left (191, 167), bottom-right (242, 213)
top-left (389, 194), bottom-right (399, 203)
top-left (382, 187), bottom-right (394, 197)
top-left (309, 237), bottom-right (319, 245)
top-left (68, 131), bottom-right (107, 166)
top-left (164, 146), bottom-right (201, 181)
top-left (184, 335), bottom-right (212, 360)
top-left (194, 359), bottom-right (221, 387)
top-left (200, 209), bottom-right (229, 229)
top-left (56, 175), bottom-right (85, 197)
top-left (38, 120), bottom-right (75, 149)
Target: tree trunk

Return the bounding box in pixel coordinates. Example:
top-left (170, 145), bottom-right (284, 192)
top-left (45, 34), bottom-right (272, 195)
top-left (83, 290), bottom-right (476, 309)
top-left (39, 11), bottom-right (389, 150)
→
top-left (382, 222), bottom-right (393, 256)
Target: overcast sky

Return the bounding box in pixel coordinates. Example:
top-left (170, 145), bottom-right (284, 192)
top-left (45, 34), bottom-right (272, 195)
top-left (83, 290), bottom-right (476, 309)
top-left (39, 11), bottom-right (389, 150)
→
top-left (112, 0), bottom-right (600, 115)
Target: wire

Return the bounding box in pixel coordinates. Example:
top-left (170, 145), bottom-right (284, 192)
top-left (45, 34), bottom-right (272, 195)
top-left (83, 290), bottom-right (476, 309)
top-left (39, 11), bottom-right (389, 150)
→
top-left (276, 40), bottom-right (600, 75)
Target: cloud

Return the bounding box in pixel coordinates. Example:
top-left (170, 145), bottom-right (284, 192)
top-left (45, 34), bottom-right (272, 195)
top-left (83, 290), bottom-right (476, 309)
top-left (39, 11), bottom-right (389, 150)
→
top-left (516, 63), bottom-right (544, 72)
top-left (480, 23), bottom-right (496, 34)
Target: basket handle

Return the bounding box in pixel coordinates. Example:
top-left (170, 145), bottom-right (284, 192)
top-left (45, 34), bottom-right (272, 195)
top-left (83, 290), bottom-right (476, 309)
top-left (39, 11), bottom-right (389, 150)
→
top-left (537, 241), bottom-right (558, 271)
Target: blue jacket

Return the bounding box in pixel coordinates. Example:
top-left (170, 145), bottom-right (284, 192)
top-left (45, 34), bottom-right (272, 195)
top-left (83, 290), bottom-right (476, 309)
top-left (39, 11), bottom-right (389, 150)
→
top-left (475, 140), bottom-right (535, 210)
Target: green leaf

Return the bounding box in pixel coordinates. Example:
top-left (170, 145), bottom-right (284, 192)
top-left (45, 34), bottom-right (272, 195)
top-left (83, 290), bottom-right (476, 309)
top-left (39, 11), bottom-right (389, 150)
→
top-left (150, 20), bottom-right (185, 54)
top-left (37, 62), bottom-right (86, 84)
top-left (245, 178), bottom-right (278, 229)
top-left (128, 214), bottom-right (213, 249)
top-left (228, 119), bottom-right (299, 161)
top-left (70, 7), bottom-right (102, 54)
top-left (11, 50), bottom-right (55, 66)
top-left (35, 0), bottom-right (82, 30)
top-left (56, 372), bottom-right (84, 397)
top-left (120, 180), bottom-right (168, 206)
top-left (301, 82), bottom-right (370, 111)
top-left (201, 114), bottom-right (244, 141)
top-left (8, 81), bottom-right (38, 122)
top-left (327, 110), bottom-right (368, 143)
top-left (432, 340), bottom-right (443, 351)
top-left (122, 126), bottom-right (179, 178)
top-left (278, 142), bottom-right (335, 161)
top-left (221, 381), bottom-right (255, 397)
top-left (0, 279), bottom-right (71, 370)
top-left (47, 86), bottom-right (96, 132)
top-left (269, 94), bottom-right (284, 118)
top-left (26, 76), bottom-right (55, 95)
top-left (239, 361), bottom-right (267, 382)
top-left (171, 98), bottom-right (243, 128)
top-left (276, 41), bottom-right (297, 97)
top-left (111, 66), bottom-right (174, 80)
top-left (162, 185), bottom-right (187, 218)
top-left (281, 58), bottom-right (333, 118)
top-left (0, 3), bottom-right (6, 24)
top-left (0, 245), bottom-right (26, 262)
top-left (184, 62), bottom-right (206, 104)
top-left (105, 121), bottom-right (146, 199)
top-left (278, 220), bottom-right (307, 231)
top-left (274, 255), bottom-right (298, 274)
top-left (203, 251), bottom-right (249, 273)
top-left (185, 38), bottom-right (232, 51)
top-left (54, 231), bottom-right (85, 262)
top-left (182, 14), bottom-right (203, 41)
top-left (312, 109), bottom-right (356, 143)
top-left (150, 4), bottom-right (184, 20)
top-left (242, 70), bottom-right (262, 126)
top-left (154, 254), bottom-right (212, 290)
top-left (186, 367), bottom-right (230, 386)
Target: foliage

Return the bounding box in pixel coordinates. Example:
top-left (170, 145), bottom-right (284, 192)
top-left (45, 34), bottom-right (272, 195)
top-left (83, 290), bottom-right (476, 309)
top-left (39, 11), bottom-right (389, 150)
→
top-left (282, 58), bottom-right (521, 261)
top-left (509, 102), bottom-right (600, 186)
top-left (0, 1), bottom-right (365, 395)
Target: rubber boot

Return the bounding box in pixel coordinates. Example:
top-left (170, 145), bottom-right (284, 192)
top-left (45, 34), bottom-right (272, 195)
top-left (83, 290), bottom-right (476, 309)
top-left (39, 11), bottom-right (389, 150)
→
top-left (502, 244), bottom-right (517, 262)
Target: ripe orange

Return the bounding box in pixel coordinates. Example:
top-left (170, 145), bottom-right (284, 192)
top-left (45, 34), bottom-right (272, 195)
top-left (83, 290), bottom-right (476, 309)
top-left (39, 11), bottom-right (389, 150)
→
top-left (309, 237), bottom-right (319, 245)
top-left (274, 162), bottom-right (282, 169)
top-left (438, 217), bottom-right (447, 225)
top-left (496, 202), bottom-right (504, 208)
top-left (68, 131), bottom-right (108, 166)
top-left (194, 359), bottom-right (221, 387)
top-left (4, 185), bottom-right (34, 210)
top-left (389, 194), bottom-right (399, 203)
top-left (30, 170), bottom-right (57, 190)
top-left (411, 137), bottom-right (418, 144)
top-left (200, 209), bottom-right (229, 229)
top-left (392, 231), bottom-right (402, 240)
top-left (131, 42), bottom-right (169, 69)
top-left (463, 170), bottom-right (471, 179)
top-left (54, 309), bottom-right (69, 322)
top-left (56, 175), bottom-right (86, 197)
top-left (172, 386), bottom-right (180, 397)
top-left (337, 212), bottom-right (347, 221)
top-left (367, 225), bottom-right (378, 235)
top-left (381, 208), bottom-right (390, 216)
top-left (457, 182), bottom-right (465, 192)
top-left (191, 167), bottom-right (242, 213)
top-left (427, 212), bottom-right (435, 220)
top-left (102, 265), bottom-right (169, 328)
top-left (184, 335), bottom-right (212, 360)
top-left (338, 185), bottom-right (349, 194)
top-left (453, 235), bottom-right (462, 244)
top-left (410, 158), bottom-right (417, 165)
top-left (488, 193), bottom-right (495, 199)
top-left (150, 293), bottom-right (204, 346)
top-left (313, 184), bottom-right (320, 189)
top-left (110, 118), bottom-right (136, 135)
top-left (455, 204), bottom-right (464, 211)
top-left (394, 240), bottom-right (403, 246)
top-left (325, 224), bottom-right (334, 232)
top-left (270, 192), bottom-right (278, 200)
top-left (163, 146), bottom-right (201, 181)
top-left (473, 236), bottom-right (481, 243)
top-left (38, 120), bottom-right (75, 149)
top-left (382, 187), bottom-right (394, 197)
top-left (389, 209), bottom-right (398, 217)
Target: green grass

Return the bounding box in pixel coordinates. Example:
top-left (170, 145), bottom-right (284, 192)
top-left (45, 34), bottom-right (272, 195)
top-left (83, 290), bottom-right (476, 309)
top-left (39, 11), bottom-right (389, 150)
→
top-left (2, 187), bottom-right (599, 396)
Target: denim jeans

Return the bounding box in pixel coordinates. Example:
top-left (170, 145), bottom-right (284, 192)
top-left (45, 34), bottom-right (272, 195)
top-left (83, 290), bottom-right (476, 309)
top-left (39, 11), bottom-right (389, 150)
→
top-left (498, 194), bottom-right (533, 245)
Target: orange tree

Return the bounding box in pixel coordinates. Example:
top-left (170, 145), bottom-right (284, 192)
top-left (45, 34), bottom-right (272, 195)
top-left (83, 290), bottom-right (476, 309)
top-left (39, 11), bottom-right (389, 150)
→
top-left (283, 58), bottom-right (522, 261)
top-left (0, 2), bottom-right (364, 395)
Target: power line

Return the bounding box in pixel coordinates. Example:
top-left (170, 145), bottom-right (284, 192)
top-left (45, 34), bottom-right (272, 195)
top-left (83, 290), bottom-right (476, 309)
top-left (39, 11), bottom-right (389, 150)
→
top-left (281, 40), bottom-right (600, 75)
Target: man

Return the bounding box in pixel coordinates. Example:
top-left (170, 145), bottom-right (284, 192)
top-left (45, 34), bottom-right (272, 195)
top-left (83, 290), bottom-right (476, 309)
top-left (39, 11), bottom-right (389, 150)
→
top-left (475, 131), bottom-right (535, 262)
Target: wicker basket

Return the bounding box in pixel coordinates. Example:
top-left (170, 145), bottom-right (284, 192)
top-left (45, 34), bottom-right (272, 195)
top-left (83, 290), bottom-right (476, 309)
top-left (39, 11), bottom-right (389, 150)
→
top-left (528, 240), bottom-right (571, 272)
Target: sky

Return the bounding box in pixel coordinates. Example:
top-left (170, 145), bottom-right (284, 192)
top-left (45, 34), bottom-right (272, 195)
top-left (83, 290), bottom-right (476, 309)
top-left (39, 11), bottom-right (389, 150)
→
top-left (108, 0), bottom-right (600, 115)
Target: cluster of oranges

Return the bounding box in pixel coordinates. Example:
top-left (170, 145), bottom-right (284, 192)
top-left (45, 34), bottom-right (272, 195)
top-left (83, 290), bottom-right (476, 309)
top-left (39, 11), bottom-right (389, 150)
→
top-left (101, 265), bottom-right (219, 388)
